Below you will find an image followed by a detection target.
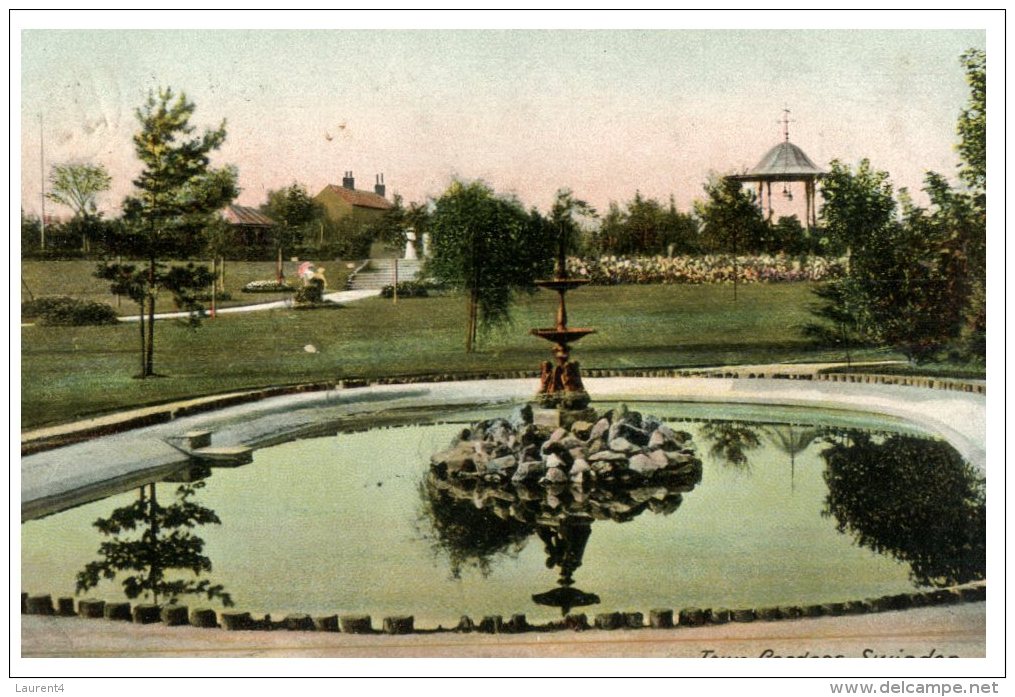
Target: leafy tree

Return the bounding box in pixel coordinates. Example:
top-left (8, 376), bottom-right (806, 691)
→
top-left (811, 159), bottom-right (974, 363)
top-left (45, 162), bottom-right (112, 253)
top-left (953, 48), bottom-right (987, 358)
top-left (769, 215), bottom-right (812, 256)
top-left (588, 192), bottom-right (697, 256)
top-left (261, 182), bottom-right (321, 281)
top-left (694, 176), bottom-right (769, 255)
top-left (363, 193), bottom-right (431, 255)
top-left (549, 188), bottom-right (596, 257)
top-left (425, 180), bottom-right (554, 352)
top-left (957, 48), bottom-right (986, 201)
top-left (98, 88), bottom-right (237, 378)
top-left (76, 481), bottom-right (233, 607)
top-left (661, 195), bottom-right (702, 255)
top-left (593, 201), bottom-right (627, 254)
top-left (818, 159), bottom-right (897, 256)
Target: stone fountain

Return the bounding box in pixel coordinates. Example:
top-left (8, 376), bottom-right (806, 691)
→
top-left (530, 228), bottom-right (595, 426)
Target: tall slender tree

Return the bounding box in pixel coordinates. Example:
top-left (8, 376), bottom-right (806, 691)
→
top-left (98, 88), bottom-right (237, 378)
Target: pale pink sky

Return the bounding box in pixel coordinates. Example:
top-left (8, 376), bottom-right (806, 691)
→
top-left (15, 13), bottom-right (991, 223)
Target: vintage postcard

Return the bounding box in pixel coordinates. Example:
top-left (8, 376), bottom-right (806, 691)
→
top-left (12, 8), bottom-right (1000, 690)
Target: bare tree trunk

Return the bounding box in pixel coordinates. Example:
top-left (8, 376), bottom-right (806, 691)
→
top-left (276, 247), bottom-right (283, 284)
top-left (145, 257), bottom-right (156, 377)
top-left (465, 290), bottom-right (476, 353)
top-left (210, 265), bottom-right (217, 319)
top-left (138, 301), bottom-right (146, 378)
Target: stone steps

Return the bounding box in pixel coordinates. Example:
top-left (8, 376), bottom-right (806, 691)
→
top-left (347, 259), bottom-right (423, 290)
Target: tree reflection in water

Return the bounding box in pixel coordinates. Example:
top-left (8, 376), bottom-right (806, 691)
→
top-left (821, 430), bottom-right (986, 587)
top-left (417, 475), bottom-right (531, 580)
top-left (699, 421), bottom-right (762, 471)
top-left (76, 480), bottom-right (233, 607)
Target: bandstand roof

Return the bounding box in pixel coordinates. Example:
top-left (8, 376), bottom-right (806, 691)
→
top-left (728, 141), bottom-right (825, 182)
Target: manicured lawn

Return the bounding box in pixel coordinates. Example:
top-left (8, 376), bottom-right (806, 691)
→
top-left (20, 282), bottom-right (898, 430)
top-left (21, 259), bottom-right (355, 316)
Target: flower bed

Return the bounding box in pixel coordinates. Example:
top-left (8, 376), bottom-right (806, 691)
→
top-left (242, 280), bottom-right (295, 293)
top-left (567, 254), bottom-right (846, 285)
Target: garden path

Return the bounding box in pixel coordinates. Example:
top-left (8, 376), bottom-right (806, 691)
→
top-left (116, 288), bottom-right (381, 322)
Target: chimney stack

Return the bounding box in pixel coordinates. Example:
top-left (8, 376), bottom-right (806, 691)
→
top-left (342, 171), bottom-right (355, 190)
top-left (374, 173), bottom-right (386, 198)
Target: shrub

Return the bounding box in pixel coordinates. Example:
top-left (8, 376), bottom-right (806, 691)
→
top-left (23, 296), bottom-right (120, 326)
top-left (193, 291), bottom-right (233, 302)
top-left (294, 278), bottom-right (324, 305)
top-left (380, 281), bottom-right (430, 299)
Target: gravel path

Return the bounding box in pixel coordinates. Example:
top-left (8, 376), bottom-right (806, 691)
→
top-left (19, 603), bottom-right (985, 659)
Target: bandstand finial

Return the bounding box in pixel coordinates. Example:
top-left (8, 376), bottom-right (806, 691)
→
top-left (780, 107), bottom-right (794, 142)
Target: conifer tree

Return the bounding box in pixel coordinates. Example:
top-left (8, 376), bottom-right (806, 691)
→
top-left (97, 88), bottom-right (237, 377)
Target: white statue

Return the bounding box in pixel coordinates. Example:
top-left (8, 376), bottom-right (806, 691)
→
top-left (404, 228), bottom-right (418, 261)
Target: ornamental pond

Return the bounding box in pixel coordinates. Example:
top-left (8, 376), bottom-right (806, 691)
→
top-left (21, 401), bottom-right (985, 628)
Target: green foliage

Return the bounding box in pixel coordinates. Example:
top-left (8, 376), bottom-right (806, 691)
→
top-left (22, 296), bottom-right (119, 326)
top-left (819, 159), bottom-right (897, 252)
top-left (809, 160), bottom-right (975, 363)
top-left (294, 278), bottom-right (325, 304)
top-left (261, 182), bottom-right (323, 271)
top-left (957, 48), bottom-right (986, 199)
top-left (550, 188), bottom-right (597, 255)
top-left (769, 215), bottom-right (814, 256)
top-left (46, 162), bottom-right (111, 217)
top-left (810, 50), bottom-right (988, 362)
top-left (105, 87), bottom-right (238, 377)
top-left (821, 431), bottom-right (985, 587)
top-left (97, 262), bottom-right (213, 318)
top-left (591, 192), bottom-right (699, 255)
top-left (21, 211), bottom-right (41, 253)
top-left (951, 48), bottom-right (987, 359)
top-left (380, 281), bottom-right (430, 299)
top-left (45, 162), bottom-right (113, 254)
top-left (76, 482), bottom-right (234, 606)
top-left (311, 215), bottom-right (376, 260)
top-left (364, 193), bottom-right (431, 254)
top-left (694, 177), bottom-right (769, 254)
top-left (425, 179), bottom-right (555, 351)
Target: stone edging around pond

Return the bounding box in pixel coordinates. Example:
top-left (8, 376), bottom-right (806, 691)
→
top-left (20, 366), bottom-right (985, 456)
top-left (20, 583), bottom-right (986, 636)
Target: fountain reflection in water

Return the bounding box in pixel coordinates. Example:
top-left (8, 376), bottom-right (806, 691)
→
top-left (423, 406), bottom-right (703, 615)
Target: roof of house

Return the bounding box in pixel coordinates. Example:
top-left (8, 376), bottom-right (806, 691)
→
top-left (222, 204), bottom-right (275, 227)
top-left (319, 184), bottom-right (394, 211)
top-left (728, 141), bottom-right (825, 182)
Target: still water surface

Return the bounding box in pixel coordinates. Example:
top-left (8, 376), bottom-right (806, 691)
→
top-left (22, 402), bottom-right (985, 626)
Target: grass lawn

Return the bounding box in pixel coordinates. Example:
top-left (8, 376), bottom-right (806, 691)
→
top-left (21, 259), bottom-right (355, 316)
top-left (20, 282), bottom-right (902, 430)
